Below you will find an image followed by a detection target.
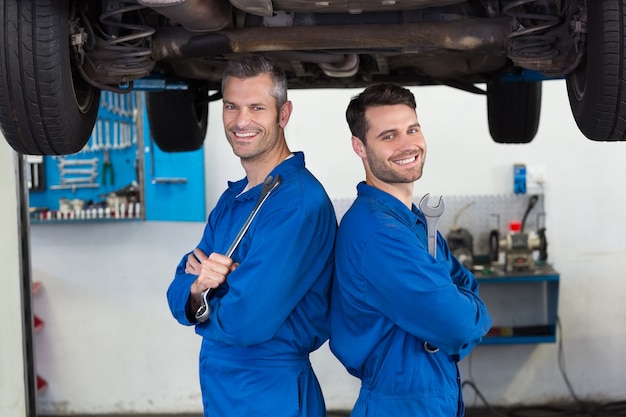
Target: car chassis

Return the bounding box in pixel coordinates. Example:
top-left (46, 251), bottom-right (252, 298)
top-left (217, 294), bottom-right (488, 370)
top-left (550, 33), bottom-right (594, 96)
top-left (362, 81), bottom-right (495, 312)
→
top-left (0, 0), bottom-right (624, 155)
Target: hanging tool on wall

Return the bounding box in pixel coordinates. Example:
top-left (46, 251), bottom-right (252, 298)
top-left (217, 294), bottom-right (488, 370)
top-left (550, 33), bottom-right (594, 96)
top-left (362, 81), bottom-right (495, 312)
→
top-left (51, 157), bottom-right (100, 190)
top-left (521, 194), bottom-right (539, 232)
top-left (102, 149), bottom-right (115, 186)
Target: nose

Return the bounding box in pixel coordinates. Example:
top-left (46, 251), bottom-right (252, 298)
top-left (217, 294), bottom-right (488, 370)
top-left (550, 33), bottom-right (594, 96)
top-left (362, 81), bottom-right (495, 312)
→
top-left (234, 108), bottom-right (251, 127)
top-left (403, 129), bottom-right (425, 148)
top-left (398, 132), bottom-right (419, 150)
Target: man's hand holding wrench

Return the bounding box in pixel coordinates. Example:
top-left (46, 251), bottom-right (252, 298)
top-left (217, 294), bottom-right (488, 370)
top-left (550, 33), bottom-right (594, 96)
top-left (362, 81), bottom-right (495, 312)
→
top-left (186, 249), bottom-right (239, 315)
top-left (190, 174), bottom-right (282, 323)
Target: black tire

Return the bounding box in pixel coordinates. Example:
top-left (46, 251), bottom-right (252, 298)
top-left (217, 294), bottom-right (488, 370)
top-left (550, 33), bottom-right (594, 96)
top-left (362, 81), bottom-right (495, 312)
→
top-left (0, 0), bottom-right (100, 155)
top-left (487, 80), bottom-right (542, 144)
top-left (146, 85), bottom-right (209, 153)
top-left (566, 0), bottom-right (626, 141)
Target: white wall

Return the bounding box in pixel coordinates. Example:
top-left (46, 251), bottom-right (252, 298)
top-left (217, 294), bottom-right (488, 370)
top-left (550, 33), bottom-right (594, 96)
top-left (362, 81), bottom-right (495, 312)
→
top-left (24, 80), bottom-right (626, 414)
top-left (0, 141), bottom-right (29, 417)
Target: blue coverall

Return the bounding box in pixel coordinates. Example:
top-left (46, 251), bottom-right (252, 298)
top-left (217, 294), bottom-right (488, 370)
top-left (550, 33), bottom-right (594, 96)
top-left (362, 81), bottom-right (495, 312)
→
top-left (167, 152), bottom-right (337, 417)
top-left (330, 182), bottom-right (492, 417)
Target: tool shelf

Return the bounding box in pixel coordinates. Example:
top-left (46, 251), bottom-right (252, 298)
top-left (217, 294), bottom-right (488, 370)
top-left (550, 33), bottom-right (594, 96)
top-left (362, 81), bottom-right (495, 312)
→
top-left (475, 264), bottom-right (559, 344)
top-left (27, 91), bottom-right (207, 222)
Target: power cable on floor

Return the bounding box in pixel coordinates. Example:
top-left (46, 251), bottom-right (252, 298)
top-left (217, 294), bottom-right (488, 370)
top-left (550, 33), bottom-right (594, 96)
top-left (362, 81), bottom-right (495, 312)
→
top-left (462, 379), bottom-right (509, 417)
top-left (556, 317), bottom-right (582, 406)
top-left (462, 315), bottom-right (626, 417)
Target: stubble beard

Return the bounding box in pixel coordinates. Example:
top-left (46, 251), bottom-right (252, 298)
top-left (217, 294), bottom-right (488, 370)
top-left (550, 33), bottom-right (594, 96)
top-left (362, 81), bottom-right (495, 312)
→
top-left (228, 127), bottom-right (282, 165)
top-left (367, 149), bottom-right (425, 184)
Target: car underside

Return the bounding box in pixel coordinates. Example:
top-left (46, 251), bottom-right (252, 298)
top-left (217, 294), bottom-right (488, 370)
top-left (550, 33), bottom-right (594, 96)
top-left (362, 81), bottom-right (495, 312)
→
top-left (1, 0), bottom-right (625, 155)
top-left (81, 0), bottom-right (576, 89)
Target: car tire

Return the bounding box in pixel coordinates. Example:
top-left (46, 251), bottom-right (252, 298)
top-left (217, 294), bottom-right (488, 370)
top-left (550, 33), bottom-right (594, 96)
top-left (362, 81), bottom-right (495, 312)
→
top-left (487, 80), bottom-right (542, 144)
top-left (566, 0), bottom-right (626, 141)
top-left (0, 0), bottom-right (100, 155)
top-left (146, 85), bottom-right (209, 153)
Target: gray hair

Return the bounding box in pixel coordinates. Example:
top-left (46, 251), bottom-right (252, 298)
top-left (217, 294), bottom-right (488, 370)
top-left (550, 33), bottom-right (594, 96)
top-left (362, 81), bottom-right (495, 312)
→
top-left (221, 56), bottom-right (288, 109)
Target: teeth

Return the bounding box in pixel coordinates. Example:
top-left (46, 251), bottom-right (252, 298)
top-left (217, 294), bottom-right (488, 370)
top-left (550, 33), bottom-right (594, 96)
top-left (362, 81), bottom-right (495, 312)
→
top-left (235, 131), bottom-right (257, 137)
top-left (395, 156), bottom-right (416, 165)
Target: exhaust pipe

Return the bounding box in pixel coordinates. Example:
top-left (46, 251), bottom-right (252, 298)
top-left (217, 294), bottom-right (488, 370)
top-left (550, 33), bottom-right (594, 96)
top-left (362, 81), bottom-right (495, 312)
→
top-left (138, 0), bottom-right (231, 32)
top-left (152, 18), bottom-right (512, 60)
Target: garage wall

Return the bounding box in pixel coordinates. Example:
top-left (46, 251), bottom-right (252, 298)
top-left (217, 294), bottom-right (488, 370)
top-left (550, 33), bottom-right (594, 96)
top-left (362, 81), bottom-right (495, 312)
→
top-left (0, 141), bottom-right (30, 417)
top-left (27, 80), bottom-right (626, 414)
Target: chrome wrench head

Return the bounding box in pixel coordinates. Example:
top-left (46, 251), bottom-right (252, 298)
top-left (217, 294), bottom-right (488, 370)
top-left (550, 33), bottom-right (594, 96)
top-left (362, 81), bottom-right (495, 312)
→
top-left (419, 193), bottom-right (445, 257)
top-left (419, 193), bottom-right (445, 218)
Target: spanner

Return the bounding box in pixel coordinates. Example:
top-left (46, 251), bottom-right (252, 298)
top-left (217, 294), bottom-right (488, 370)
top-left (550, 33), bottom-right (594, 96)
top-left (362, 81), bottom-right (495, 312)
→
top-left (195, 174), bottom-right (282, 323)
top-left (419, 193), bottom-right (445, 258)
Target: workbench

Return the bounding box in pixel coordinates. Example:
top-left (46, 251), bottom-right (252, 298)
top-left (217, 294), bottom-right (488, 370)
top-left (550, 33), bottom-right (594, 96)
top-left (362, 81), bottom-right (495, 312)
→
top-left (475, 263), bottom-right (559, 344)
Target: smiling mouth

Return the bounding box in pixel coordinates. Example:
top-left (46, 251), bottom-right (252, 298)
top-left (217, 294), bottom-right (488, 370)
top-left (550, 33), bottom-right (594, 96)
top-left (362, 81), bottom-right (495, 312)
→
top-left (233, 131), bottom-right (259, 138)
top-left (393, 155), bottom-right (417, 165)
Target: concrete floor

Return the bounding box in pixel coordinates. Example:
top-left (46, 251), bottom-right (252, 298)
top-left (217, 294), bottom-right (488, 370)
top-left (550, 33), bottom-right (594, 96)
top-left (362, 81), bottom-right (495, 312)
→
top-left (39, 404), bottom-right (626, 417)
top-left (462, 403), bottom-right (626, 417)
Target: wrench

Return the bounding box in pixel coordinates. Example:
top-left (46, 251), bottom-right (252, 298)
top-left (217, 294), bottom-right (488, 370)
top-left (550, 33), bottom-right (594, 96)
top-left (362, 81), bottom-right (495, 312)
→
top-left (57, 157), bottom-right (99, 168)
top-left (195, 174), bottom-right (282, 323)
top-left (419, 193), bottom-right (445, 258)
top-left (60, 168), bottom-right (99, 175)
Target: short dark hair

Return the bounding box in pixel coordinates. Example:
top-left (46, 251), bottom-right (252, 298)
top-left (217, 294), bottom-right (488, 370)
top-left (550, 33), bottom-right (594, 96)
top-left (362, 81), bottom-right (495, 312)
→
top-left (346, 83), bottom-right (417, 143)
top-left (221, 56), bottom-right (288, 109)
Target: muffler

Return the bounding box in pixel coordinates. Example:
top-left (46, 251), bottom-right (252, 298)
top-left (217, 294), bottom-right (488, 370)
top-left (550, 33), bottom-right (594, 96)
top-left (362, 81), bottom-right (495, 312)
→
top-left (138, 0), bottom-right (231, 31)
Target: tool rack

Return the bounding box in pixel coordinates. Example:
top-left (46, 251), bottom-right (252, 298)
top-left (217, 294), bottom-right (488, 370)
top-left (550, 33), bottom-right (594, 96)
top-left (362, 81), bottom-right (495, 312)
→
top-left (429, 193), bottom-right (559, 344)
top-left (27, 91), bottom-right (207, 222)
top-left (28, 91), bottom-right (142, 221)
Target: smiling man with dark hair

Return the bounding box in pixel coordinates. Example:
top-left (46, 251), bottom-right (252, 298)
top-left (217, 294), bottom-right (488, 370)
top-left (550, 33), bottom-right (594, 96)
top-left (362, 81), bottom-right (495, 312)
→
top-left (330, 82), bottom-right (492, 417)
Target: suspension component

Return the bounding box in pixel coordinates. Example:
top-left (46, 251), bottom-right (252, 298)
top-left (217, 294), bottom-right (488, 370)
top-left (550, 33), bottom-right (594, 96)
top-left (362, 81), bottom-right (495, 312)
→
top-left (73, 1), bottom-right (155, 91)
top-left (504, 0), bottom-right (561, 64)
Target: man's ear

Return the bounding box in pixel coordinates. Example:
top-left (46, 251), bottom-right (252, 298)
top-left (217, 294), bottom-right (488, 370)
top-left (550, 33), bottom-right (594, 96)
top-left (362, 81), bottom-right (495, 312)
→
top-left (352, 136), bottom-right (367, 159)
top-left (278, 100), bottom-right (293, 128)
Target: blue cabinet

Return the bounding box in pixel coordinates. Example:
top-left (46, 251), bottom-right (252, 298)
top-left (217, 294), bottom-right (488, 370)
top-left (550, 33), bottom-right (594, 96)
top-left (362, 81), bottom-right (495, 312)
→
top-left (142, 135), bottom-right (206, 222)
